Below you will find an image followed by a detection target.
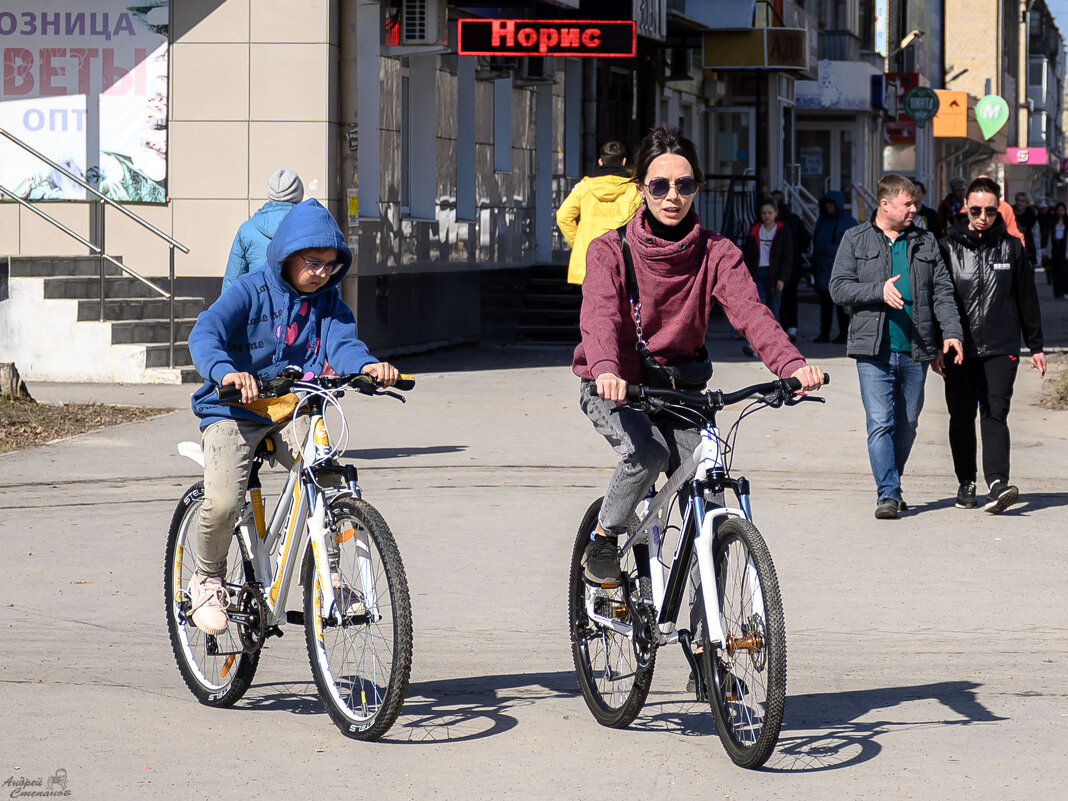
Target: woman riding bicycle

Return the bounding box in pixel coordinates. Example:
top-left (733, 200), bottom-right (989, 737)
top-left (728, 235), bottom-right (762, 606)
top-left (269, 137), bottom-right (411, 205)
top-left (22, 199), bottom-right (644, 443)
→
top-left (572, 125), bottom-right (825, 583)
top-left (186, 198), bottom-right (399, 635)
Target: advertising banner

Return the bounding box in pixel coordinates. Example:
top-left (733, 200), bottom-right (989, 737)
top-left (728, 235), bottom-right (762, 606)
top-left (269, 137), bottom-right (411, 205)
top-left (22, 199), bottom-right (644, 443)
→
top-left (0, 2), bottom-right (168, 202)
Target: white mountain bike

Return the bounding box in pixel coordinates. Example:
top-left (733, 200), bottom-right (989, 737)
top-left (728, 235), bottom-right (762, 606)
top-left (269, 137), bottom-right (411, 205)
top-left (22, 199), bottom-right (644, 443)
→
top-left (568, 374), bottom-right (828, 768)
top-left (165, 368), bottom-right (414, 740)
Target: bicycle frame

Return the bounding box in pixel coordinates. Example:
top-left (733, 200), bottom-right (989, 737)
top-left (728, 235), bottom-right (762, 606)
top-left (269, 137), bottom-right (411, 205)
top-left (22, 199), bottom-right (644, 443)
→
top-left (583, 421), bottom-right (761, 653)
top-left (178, 394), bottom-right (379, 637)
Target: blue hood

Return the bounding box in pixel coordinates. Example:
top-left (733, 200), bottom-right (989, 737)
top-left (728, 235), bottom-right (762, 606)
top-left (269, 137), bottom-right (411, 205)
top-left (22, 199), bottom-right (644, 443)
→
top-left (819, 191), bottom-right (845, 217)
top-left (265, 198), bottom-right (353, 296)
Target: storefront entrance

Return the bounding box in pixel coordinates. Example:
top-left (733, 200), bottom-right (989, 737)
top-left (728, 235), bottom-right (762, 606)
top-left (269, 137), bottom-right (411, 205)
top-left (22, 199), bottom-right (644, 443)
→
top-left (797, 123), bottom-right (856, 212)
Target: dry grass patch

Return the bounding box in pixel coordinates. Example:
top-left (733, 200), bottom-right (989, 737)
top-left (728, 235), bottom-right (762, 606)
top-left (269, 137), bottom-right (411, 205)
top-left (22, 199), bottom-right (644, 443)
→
top-left (0, 397), bottom-right (174, 454)
top-left (1038, 353), bottom-right (1068, 411)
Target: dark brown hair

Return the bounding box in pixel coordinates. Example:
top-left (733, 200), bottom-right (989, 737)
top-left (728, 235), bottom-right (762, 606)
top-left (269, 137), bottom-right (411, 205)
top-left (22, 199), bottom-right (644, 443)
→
top-left (631, 125), bottom-right (704, 185)
top-left (966, 177), bottom-right (1001, 200)
top-left (599, 140), bottom-right (627, 167)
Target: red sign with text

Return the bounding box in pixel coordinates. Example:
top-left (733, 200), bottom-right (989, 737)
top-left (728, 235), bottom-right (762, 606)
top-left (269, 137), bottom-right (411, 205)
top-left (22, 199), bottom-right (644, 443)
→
top-left (457, 19), bottom-right (636, 57)
top-left (884, 72), bottom-right (920, 145)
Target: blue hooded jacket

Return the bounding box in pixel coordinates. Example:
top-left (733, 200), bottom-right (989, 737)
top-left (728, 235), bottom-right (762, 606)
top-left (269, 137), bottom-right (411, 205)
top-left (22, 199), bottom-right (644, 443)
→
top-left (811, 191), bottom-right (858, 290)
top-left (189, 199), bottom-right (375, 429)
top-left (221, 201), bottom-right (298, 291)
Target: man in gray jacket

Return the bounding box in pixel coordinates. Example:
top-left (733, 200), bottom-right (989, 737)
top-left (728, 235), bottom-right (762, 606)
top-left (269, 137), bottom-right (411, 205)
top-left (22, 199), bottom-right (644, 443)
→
top-left (830, 174), bottom-right (964, 519)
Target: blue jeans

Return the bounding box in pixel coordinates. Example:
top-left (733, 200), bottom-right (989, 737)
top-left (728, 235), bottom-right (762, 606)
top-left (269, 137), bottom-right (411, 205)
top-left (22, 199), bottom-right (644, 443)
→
top-left (755, 267), bottom-right (782, 321)
top-left (855, 351), bottom-right (927, 502)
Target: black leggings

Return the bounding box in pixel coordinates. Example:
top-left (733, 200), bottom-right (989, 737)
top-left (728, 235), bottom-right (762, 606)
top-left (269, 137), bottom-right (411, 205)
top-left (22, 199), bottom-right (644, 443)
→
top-left (943, 355), bottom-right (1019, 486)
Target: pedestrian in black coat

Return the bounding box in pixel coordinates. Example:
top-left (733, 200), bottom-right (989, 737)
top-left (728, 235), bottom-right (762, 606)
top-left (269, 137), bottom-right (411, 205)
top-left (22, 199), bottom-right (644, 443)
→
top-left (937, 177), bottom-right (1047, 514)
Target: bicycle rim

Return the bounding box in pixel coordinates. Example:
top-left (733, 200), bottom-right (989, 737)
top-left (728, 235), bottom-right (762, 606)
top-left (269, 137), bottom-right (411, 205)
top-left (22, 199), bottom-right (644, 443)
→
top-left (164, 482), bottom-right (259, 706)
top-left (304, 498), bottom-right (412, 740)
top-left (702, 517), bottom-right (786, 768)
top-left (568, 498), bottom-right (654, 728)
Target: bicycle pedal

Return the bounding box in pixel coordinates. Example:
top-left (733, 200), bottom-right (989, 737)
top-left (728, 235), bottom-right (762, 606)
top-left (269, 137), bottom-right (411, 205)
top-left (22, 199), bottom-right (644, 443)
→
top-left (285, 610), bottom-right (305, 625)
top-left (583, 576), bottom-right (620, 589)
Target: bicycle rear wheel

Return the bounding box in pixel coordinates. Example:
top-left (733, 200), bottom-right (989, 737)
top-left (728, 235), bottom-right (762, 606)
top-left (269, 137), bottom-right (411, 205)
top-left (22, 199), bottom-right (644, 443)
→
top-left (568, 498), bottom-right (654, 728)
top-left (698, 516), bottom-right (786, 768)
top-left (303, 497), bottom-right (412, 740)
top-left (164, 482), bottom-right (260, 706)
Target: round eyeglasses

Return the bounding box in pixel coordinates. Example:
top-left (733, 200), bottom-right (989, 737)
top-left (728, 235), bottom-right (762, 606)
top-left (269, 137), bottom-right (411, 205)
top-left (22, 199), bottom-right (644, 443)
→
top-left (296, 254), bottom-right (344, 276)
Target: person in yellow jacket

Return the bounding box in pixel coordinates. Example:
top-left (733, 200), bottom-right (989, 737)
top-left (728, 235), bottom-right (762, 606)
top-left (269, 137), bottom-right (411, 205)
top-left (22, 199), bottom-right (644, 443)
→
top-left (556, 141), bottom-right (643, 284)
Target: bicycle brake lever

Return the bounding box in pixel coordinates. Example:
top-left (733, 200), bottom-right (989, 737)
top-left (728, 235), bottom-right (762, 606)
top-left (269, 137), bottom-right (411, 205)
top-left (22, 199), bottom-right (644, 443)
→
top-left (378, 389), bottom-right (407, 403)
top-left (785, 393), bottom-right (826, 406)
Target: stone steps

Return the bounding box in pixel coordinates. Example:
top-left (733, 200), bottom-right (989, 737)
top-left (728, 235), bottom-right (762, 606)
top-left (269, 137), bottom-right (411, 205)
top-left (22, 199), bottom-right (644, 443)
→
top-left (1, 255), bottom-right (205, 383)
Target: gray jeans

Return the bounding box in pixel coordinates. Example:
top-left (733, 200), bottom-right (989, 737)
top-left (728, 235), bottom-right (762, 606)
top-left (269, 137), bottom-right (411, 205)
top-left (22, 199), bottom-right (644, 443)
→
top-left (192, 418), bottom-right (301, 578)
top-left (579, 380), bottom-right (701, 535)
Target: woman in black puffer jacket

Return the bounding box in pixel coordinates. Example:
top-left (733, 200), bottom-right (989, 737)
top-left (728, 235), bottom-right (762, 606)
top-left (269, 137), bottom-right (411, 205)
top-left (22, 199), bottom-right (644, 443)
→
top-left (937, 177), bottom-right (1047, 514)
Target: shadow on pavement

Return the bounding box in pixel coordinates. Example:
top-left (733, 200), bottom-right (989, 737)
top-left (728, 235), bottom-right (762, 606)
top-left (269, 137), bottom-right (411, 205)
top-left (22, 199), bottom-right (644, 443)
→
top-left (235, 671), bottom-right (579, 743)
top-left (625, 680), bottom-right (1004, 773)
top-left (769, 680), bottom-right (1005, 772)
top-left (385, 671), bottom-right (580, 744)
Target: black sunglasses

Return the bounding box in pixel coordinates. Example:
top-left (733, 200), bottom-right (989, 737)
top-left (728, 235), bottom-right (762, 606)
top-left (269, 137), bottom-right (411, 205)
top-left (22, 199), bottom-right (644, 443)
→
top-left (644, 177), bottom-right (699, 198)
top-left (967, 206), bottom-right (998, 218)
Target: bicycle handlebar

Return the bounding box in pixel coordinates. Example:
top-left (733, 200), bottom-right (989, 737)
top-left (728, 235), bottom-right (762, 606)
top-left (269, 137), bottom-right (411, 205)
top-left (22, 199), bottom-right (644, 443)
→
top-left (624, 373), bottom-right (830, 411)
top-left (215, 370), bottom-right (416, 401)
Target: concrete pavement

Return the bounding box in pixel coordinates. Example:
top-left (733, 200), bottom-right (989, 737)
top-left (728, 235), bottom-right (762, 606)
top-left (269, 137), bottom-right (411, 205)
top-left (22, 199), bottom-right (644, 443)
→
top-left (1, 289), bottom-right (1066, 799)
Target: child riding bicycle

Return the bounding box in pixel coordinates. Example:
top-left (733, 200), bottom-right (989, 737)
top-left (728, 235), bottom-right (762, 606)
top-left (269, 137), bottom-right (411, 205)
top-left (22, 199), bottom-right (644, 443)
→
top-left (186, 198), bottom-right (399, 635)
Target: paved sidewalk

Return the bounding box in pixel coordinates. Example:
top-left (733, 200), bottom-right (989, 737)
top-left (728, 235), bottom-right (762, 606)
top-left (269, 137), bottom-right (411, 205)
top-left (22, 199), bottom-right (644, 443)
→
top-left (1, 290), bottom-right (1066, 799)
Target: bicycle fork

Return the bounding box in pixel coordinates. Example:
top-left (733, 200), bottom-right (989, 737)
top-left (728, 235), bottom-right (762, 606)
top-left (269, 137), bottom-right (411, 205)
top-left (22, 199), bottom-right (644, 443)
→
top-left (306, 489), bottom-right (382, 626)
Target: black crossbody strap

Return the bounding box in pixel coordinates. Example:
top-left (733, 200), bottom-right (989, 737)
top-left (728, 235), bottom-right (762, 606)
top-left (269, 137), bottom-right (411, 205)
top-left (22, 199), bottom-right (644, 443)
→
top-left (617, 225), bottom-right (640, 305)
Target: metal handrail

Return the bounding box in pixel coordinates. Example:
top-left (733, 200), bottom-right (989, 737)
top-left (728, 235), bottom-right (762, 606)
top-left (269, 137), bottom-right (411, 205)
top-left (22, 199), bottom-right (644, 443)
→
top-left (0, 128), bottom-right (188, 252)
top-left (782, 183), bottom-right (818, 230)
top-left (0, 127), bottom-right (190, 369)
top-left (0, 185), bottom-right (164, 295)
top-left (852, 182), bottom-right (878, 221)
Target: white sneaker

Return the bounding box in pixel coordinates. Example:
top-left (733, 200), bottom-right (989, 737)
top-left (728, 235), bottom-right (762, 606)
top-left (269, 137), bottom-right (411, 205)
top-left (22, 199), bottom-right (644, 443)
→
top-left (332, 573), bottom-right (367, 617)
top-left (189, 575), bottom-right (229, 635)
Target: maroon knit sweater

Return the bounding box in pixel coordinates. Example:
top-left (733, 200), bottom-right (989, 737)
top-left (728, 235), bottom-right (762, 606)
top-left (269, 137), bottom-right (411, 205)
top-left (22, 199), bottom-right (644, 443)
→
top-left (572, 209), bottom-right (807, 384)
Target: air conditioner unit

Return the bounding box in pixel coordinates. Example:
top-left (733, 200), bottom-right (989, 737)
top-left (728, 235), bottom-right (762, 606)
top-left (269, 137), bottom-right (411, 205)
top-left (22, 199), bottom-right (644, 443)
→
top-left (515, 56), bottom-right (556, 85)
top-left (401, 0), bottom-right (447, 46)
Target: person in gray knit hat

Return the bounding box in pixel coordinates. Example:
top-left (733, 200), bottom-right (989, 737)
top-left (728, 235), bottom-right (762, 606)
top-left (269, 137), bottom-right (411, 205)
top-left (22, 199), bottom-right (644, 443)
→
top-left (222, 168), bottom-right (305, 291)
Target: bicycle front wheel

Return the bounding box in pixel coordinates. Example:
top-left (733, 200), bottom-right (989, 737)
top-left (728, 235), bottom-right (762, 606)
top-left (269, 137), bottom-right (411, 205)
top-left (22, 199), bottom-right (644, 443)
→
top-left (164, 481), bottom-right (260, 707)
top-left (699, 516), bottom-right (786, 769)
top-left (568, 498), bottom-right (654, 728)
top-left (303, 497), bottom-right (412, 740)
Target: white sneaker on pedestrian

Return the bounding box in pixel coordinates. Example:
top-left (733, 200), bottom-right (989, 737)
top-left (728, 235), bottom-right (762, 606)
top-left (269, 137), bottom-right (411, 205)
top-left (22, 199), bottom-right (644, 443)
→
top-left (189, 574), bottom-right (229, 635)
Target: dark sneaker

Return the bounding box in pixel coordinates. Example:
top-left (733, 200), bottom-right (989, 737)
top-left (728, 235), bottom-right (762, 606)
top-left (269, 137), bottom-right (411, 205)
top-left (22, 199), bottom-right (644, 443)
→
top-left (897, 494), bottom-right (908, 512)
top-left (582, 536), bottom-right (621, 584)
top-left (741, 344), bottom-right (755, 358)
top-left (984, 481), bottom-right (1019, 514)
top-left (875, 497), bottom-right (899, 519)
top-left (955, 481), bottom-right (977, 509)
top-left (813, 334), bottom-right (830, 343)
